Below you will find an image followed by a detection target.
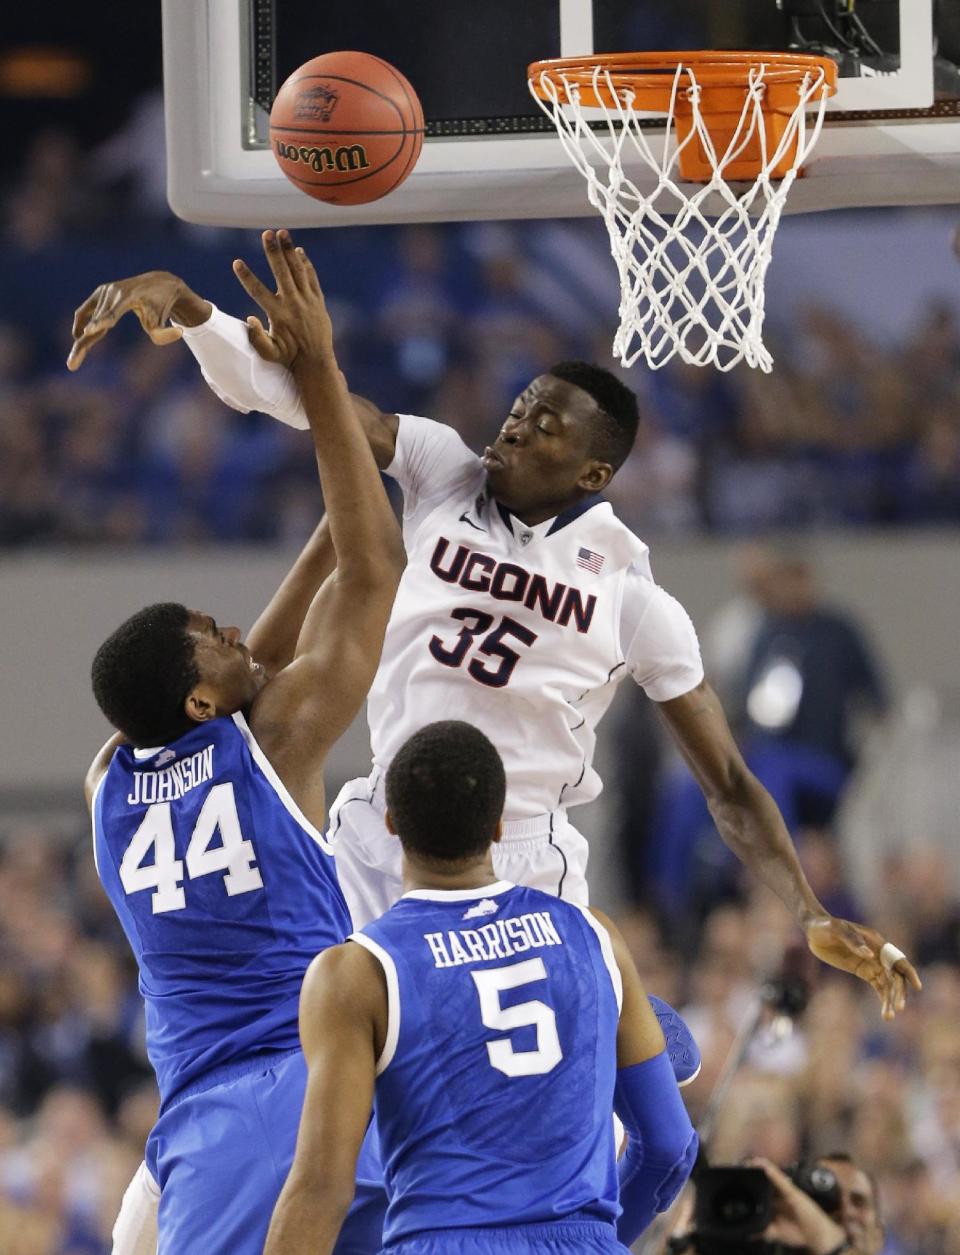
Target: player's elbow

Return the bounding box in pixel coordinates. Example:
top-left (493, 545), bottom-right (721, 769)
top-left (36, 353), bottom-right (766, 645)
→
top-left (384, 532), bottom-right (407, 579)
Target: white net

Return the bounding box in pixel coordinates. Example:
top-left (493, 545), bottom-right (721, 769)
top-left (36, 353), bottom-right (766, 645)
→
top-left (529, 61), bottom-right (832, 372)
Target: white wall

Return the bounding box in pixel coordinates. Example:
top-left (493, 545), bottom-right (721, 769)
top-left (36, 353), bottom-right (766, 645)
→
top-left (2, 530), bottom-right (957, 799)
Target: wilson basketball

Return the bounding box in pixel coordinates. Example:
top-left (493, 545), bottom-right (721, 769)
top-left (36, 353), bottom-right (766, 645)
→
top-left (269, 51), bottom-right (424, 206)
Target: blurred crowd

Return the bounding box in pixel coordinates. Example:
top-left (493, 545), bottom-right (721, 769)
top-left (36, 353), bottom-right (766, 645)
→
top-left (627, 837), bottom-right (960, 1255)
top-left (0, 827), bottom-right (154, 1254)
top-left (1, 100), bottom-right (959, 1255)
top-left (1, 127), bottom-right (959, 549)
top-left (0, 813), bottom-right (956, 1253)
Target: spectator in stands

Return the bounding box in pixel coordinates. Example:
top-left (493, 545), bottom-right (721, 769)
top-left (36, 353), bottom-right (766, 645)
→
top-left (663, 1152), bottom-right (885, 1255)
top-left (738, 554), bottom-right (887, 817)
top-left (652, 550), bottom-right (889, 915)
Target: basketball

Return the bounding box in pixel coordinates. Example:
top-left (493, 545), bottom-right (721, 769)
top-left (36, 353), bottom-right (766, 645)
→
top-left (269, 51), bottom-right (424, 207)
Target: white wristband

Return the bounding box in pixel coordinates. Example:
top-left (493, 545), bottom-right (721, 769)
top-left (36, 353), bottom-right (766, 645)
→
top-left (880, 942), bottom-right (906, 973)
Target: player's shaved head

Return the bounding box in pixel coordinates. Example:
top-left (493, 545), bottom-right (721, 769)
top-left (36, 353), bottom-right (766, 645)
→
top-left (386, 721), bottom-right (506, 865)
top-left (92, 602), bottom-right (199, 747)
top-left (548, 360), bottom-right (640, 472)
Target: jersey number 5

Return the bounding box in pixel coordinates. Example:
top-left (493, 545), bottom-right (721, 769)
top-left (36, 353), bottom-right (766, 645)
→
top-left (471, 958), bottom-right (563, 1077)
top-left (119, 783), bottom-right (263, 914)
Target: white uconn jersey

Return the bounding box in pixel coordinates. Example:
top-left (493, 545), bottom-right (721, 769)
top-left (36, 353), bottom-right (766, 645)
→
top-left (368, 417), bottom-right (704, 820)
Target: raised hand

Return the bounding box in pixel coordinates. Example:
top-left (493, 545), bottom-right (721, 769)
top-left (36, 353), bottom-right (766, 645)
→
top-left (805, 914), bottom-right (921, 1020)
top-left (67, 272), bottom-right (208, 371)
top-left (232, 230), bottom-right (334, 370)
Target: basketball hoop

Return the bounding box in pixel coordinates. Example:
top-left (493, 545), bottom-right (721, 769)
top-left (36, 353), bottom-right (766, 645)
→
top-left (528, 52), bottom-right (838, 372)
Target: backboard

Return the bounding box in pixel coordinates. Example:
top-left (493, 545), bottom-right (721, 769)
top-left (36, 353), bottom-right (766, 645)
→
top-left (162, 0), bottom-right (960, 226)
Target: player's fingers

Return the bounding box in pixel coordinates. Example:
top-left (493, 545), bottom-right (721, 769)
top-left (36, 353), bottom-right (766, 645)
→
top-left (90, 283), bottom-right (128, 329)
top-left (296, 245), bottom-right (323, 297)
top-left (66, 327), bottom-right (106, 371)
top-left (66, 319), bottom-right (116, 370)
top-left (892, 970), bottom-right (907, 1014)
top-left (896, 955), bottom-right (923, 992)
top-left (134, 302), bottom-right (170, 342)
top-left (232, 257), bottom-right (276, 313)
top-left (245, 315), bottom-right (282, 362)
top-left (879, 941), bottom-right (922, 997)
top-left (854, 955), bottom-right (882, 986)
top-left (70, 290), bottom-right (101, 341)
top-left (261, 228), bottom-right (295, 296)
top-left (67, 284), bottom-right (148, 369)
top-left (873, 966), bottom-right (906, 1020)
top-left (878, 976), bottom-right (892, 1020)
top-left (882, 979), bottom-right (898, 1021)
top-left (277, 230), bottom-right (311, 297)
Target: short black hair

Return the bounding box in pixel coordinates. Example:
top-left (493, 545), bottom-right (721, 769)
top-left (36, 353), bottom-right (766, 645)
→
top-left (91, 603), bottom-right (199, 747)
top-left (385, 721), bottom-right (506, 865)
top-left (548, 360), bottom-right (640, 472)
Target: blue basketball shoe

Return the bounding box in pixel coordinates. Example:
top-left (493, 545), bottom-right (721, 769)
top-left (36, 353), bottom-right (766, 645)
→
top-left (648, 995), bottom-right (701, 1087)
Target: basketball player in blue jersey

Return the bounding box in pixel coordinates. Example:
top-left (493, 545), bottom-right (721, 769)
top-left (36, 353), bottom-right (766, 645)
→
top-left (69, 237), bottom-right (920, 1028)
top-left (264, 719), bottom-right (698, 1255)
top-left (82, 234), bottom-right (404, 1255)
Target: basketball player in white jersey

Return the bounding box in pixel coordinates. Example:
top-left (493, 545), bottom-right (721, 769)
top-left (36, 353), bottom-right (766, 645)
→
top-left (68, 233), bottom-right (919, 1024)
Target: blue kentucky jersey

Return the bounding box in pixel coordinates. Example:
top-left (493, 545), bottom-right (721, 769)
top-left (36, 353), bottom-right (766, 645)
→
top-left (93, 712), bottom-right (351, 1108)
top-left (355, 881), bottom-right (623, 1243)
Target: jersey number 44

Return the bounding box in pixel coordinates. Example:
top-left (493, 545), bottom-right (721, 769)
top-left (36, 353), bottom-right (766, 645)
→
top-left (119, 782), bottom-right (263, 914)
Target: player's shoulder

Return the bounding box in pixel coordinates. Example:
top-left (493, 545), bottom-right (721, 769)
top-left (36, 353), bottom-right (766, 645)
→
top-left (575, 499), bottom-right (653, 577)
top-left (85, 733), bottom-right (126, 810)
top-left (96, 715), bottom-right (244, 795)
top-left (303, 938), bottom-right (383, 1006)
top-left (306, 937), bottom-right (361, 981)
top-left (298, 940), bottom-right (387, 1055)
top-left (396, 413), bottom-right (483, 469)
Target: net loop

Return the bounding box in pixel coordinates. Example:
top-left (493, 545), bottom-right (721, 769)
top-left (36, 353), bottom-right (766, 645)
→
top-left (529, 53), bottom-right (837, 371)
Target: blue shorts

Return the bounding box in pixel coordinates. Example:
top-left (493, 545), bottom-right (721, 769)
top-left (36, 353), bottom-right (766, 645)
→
top-left (147, 1050), bottom-right (386, 1255)
top-left (384, 1218), bottom-right (629, 1254)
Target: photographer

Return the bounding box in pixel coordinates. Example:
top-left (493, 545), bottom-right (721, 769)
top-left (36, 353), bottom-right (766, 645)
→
top-left (752, 1156), bottom-right (883, 1255)
top-left (665, 1152), bottom-right (884, 1255)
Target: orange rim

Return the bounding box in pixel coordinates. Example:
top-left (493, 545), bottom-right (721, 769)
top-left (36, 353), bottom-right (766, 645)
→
top-left (528, 50), bottom-right (839, 113)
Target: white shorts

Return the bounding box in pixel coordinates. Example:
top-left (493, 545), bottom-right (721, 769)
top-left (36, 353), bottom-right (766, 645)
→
top-left (112, 1160), bottom-right (159, 1255)
top-left (328, 774), bottom-right (590, 929)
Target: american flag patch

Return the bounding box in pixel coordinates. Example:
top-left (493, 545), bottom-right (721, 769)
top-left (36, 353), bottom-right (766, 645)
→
top-left (577, 547), bottom-right (604, 573)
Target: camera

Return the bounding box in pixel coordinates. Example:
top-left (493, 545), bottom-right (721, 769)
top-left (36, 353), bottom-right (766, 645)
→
top-left (667, 1162), bottom-right (841, 1255)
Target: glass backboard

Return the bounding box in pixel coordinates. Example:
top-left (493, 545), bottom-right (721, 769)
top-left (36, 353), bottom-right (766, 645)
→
top-left (162, 0), bottom-right (960, 226)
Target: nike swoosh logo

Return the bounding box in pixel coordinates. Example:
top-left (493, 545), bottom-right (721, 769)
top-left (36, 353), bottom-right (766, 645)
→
top-left (458, 512), bottom-right (486, 533)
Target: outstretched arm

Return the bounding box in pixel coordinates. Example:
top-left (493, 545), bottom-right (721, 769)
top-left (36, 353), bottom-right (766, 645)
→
top-left (592, 910), bottom-right (698, 1245)
top-left (244, 515), bottom-right (337, 678)
top-left (66, 268), bottom-right (399, 463)
top-left (67, 272), bottom-right (210, 368)
top-left (242, 232), bottom-right (405, 824)
top-left (264, 943), bottom-right (385, 1255)
top-left (234, 243), bottom-right (399, 465)
top-left (657, 679), bottom-right (921, 1018)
